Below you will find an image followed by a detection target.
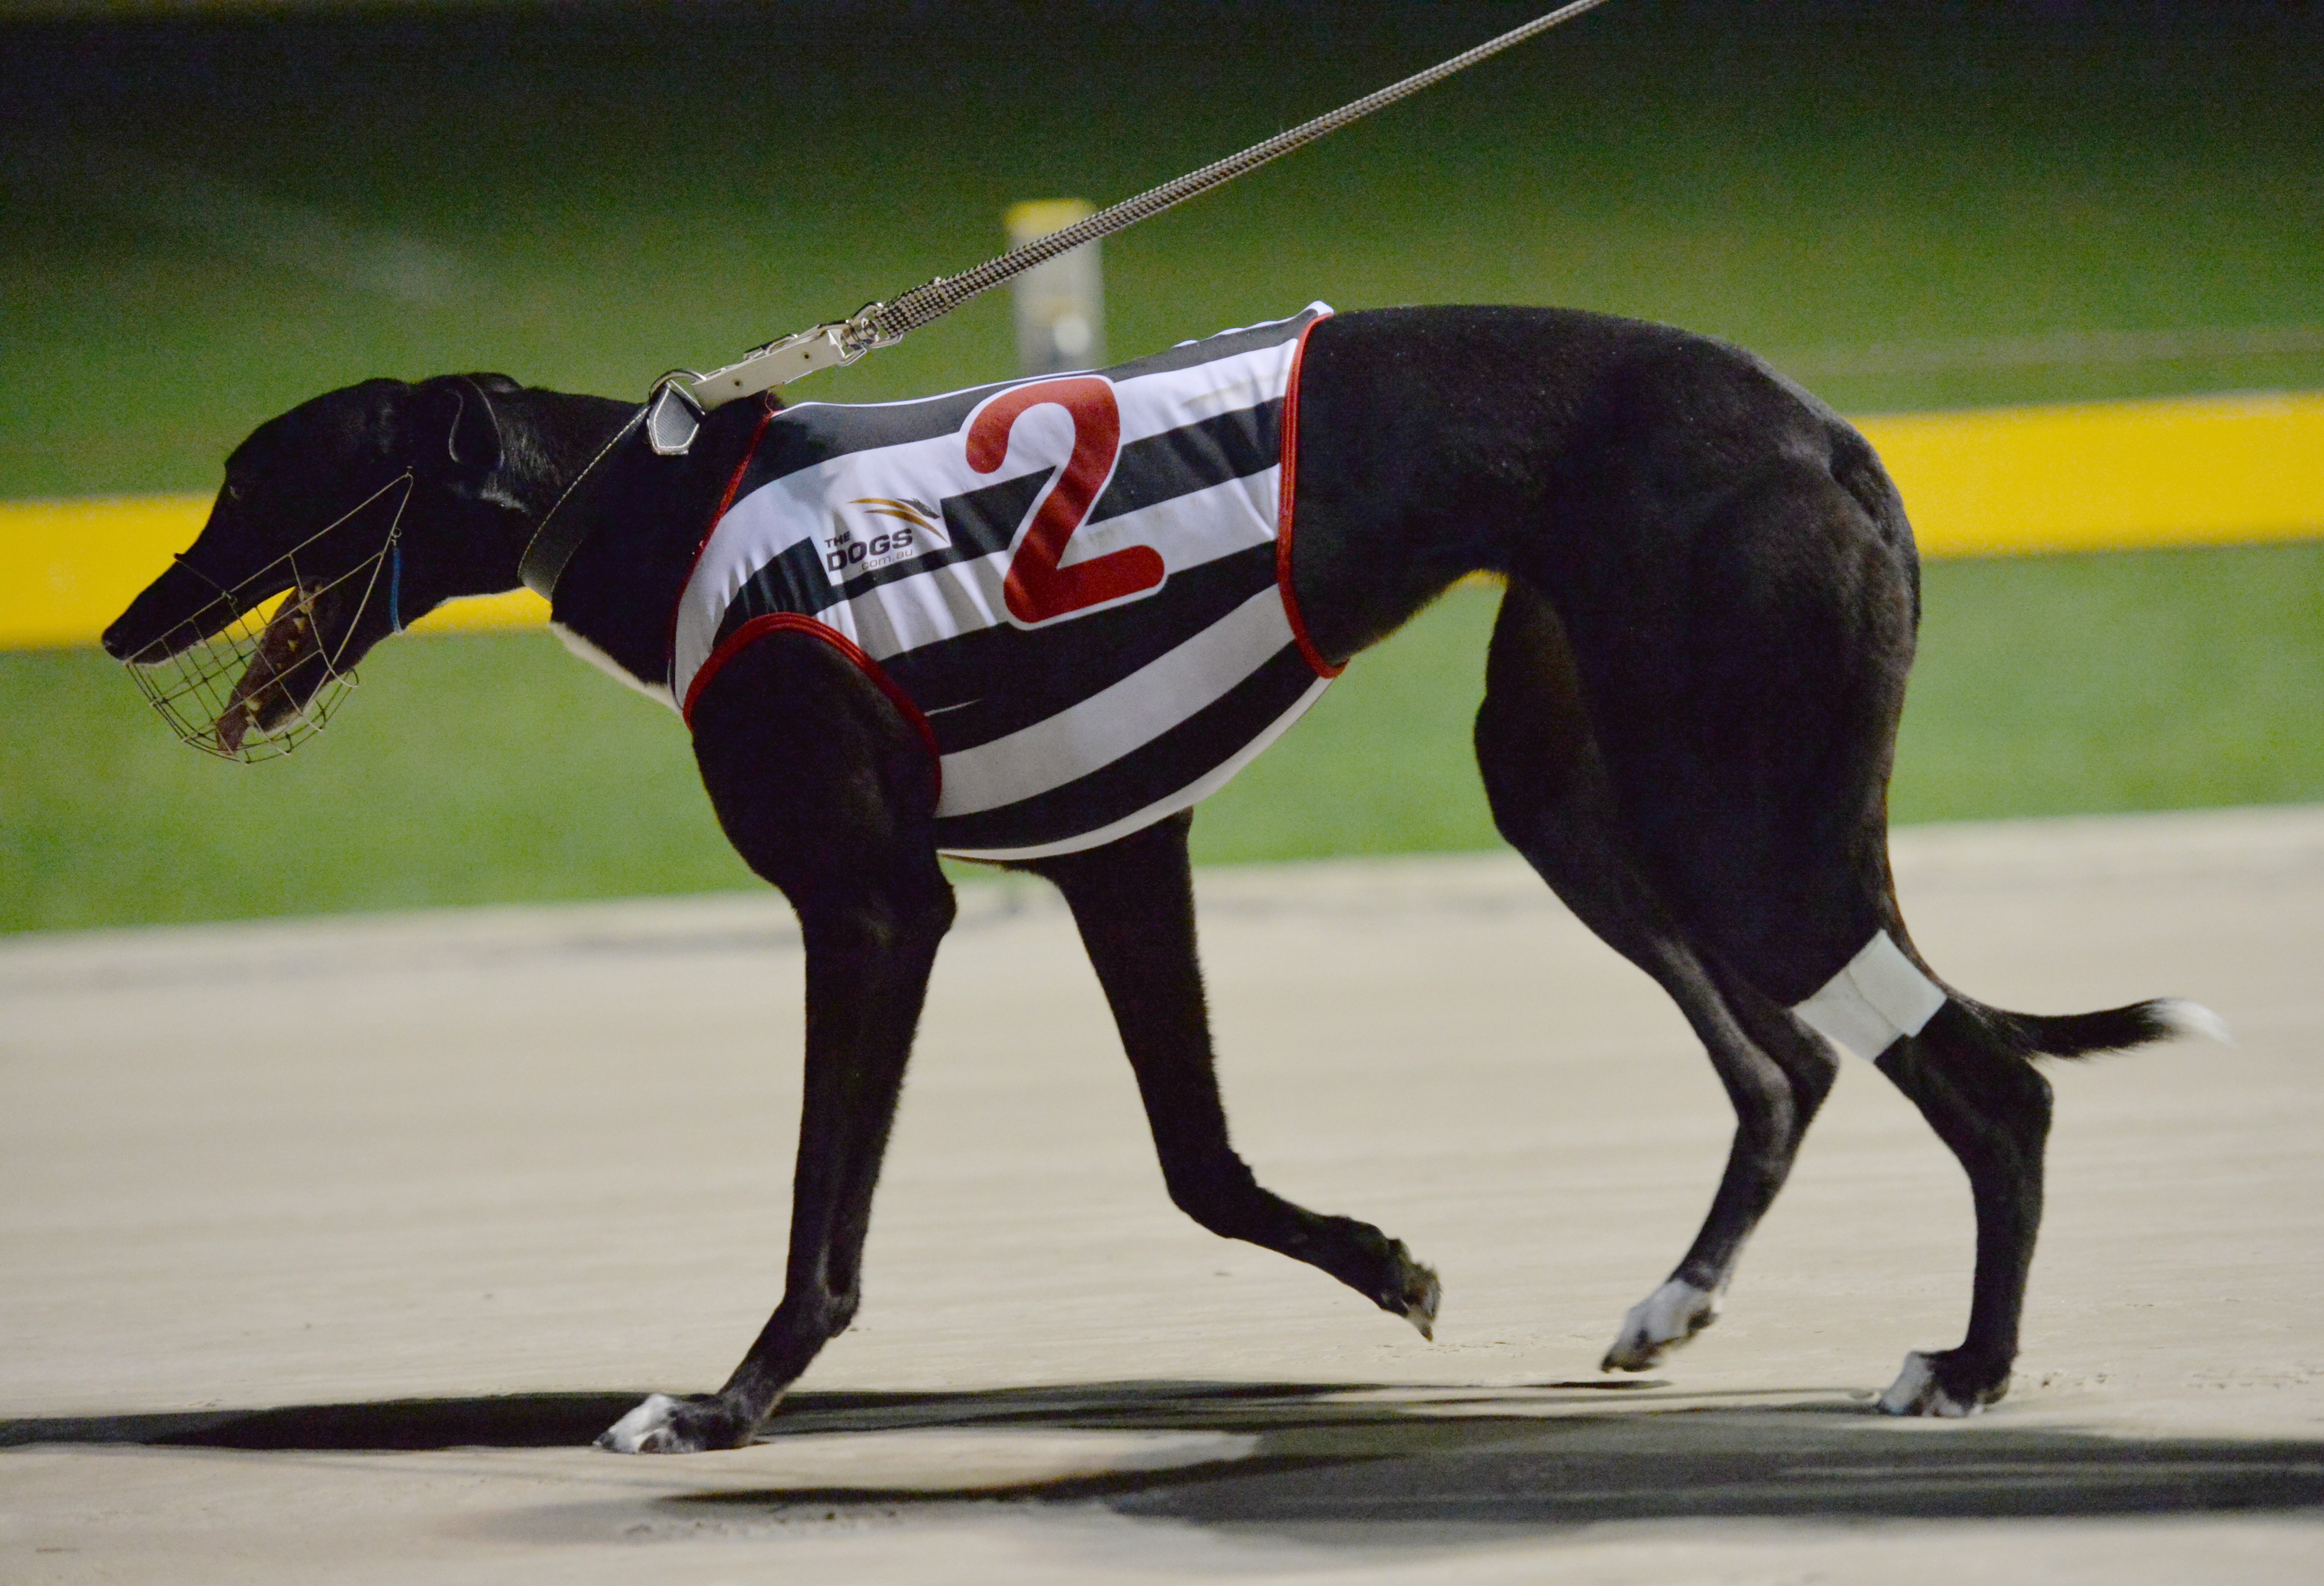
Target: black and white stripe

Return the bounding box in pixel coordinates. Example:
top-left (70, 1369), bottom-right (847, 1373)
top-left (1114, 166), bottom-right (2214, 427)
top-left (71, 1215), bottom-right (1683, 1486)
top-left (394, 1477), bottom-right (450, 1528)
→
top-left (674, 306), bottom-right (1334, 860)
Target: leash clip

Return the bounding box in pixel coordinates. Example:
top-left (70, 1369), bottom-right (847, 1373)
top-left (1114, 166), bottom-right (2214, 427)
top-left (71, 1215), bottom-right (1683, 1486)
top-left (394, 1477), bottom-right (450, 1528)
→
top-left (689, 321), bottom-right (862, 413)
top-left (644, 375), bottom-right (707, 457)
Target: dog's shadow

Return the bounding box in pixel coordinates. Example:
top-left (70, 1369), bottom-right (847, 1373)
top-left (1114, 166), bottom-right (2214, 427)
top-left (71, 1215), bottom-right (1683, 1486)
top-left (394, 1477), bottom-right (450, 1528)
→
top-left (9, 1380), bottom-right (2322, 1540)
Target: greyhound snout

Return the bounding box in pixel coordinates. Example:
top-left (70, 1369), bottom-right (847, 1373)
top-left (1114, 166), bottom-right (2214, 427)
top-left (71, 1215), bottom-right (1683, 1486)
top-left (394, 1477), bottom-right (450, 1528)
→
top-left (104, 556), bottom-right (250, 664)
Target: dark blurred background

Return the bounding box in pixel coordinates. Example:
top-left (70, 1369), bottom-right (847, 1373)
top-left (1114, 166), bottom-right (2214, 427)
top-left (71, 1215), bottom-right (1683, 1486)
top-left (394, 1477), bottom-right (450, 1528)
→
top-left (9, 0), bottom-right (2321, 489)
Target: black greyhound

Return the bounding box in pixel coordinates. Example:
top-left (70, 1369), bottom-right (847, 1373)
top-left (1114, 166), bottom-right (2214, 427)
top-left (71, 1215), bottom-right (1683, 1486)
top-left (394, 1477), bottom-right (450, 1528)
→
top-left (106, 306), bottom-right (2212, 1453)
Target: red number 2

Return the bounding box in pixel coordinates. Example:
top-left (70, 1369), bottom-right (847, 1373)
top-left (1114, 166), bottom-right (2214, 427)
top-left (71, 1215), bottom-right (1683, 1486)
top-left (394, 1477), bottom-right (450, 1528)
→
top-left (966, 376), bottom-right (1164, 627)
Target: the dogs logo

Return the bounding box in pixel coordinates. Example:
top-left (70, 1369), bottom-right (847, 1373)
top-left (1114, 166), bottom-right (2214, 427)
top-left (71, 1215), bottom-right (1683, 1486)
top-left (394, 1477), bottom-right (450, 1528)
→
top-left (822, 497), bottom-right (951, 582)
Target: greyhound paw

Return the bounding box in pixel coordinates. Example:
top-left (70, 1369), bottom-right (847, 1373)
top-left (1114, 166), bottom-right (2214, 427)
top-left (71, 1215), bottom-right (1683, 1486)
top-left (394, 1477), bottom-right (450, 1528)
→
top-left (1878, 1350), bottom-right (2007, 1418)
top-left (1601, 1278), bottom-right (1720, 1371)
top-left (596, 1392), bottom-right (754, 1454)
top-left (1381, 1242), bottom-right (1442, 1340)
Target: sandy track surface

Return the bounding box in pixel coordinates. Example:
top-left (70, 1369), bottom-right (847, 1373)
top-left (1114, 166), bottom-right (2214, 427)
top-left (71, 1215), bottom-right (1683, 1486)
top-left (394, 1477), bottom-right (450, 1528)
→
top-left (4, 805), bottom-right (2321, 1582)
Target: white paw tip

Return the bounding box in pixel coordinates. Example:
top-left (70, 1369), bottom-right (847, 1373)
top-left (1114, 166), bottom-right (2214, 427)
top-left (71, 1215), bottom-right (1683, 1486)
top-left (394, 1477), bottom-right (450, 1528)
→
top-left (1877, 1352), bottom-right (1936, 1415)
top-left (2154, 999), bottom-right (2232, 1046)
top-left (597, 1392), bottom-right (682, 1454)
top-left (1878, 1351), bottom-right (1983, 1418)
top-left (1604, 1279), bottom-right (1720, 1370)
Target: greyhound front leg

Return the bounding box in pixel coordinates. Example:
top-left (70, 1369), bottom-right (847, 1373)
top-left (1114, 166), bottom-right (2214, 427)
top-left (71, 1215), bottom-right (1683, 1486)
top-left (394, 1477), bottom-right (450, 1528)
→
top-left (599, 886), bottom-right (954, 1453)
top-left (598, 629), bottom-right (951, 1453)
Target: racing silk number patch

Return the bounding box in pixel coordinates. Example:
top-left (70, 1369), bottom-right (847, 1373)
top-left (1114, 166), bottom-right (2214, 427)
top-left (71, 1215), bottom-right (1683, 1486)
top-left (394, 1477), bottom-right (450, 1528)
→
top-left (672, 305), bottom-right (1338, 861)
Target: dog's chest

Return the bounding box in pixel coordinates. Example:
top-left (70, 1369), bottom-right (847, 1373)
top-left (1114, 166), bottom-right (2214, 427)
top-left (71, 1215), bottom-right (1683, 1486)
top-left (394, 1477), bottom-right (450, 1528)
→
top-left (662, 305), bottom-right (1337, 861)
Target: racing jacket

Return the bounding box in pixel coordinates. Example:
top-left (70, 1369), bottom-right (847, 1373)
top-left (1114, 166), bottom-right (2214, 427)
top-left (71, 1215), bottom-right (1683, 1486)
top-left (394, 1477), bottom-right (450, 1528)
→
top-left (667, 304), bottom-right (1339, 860)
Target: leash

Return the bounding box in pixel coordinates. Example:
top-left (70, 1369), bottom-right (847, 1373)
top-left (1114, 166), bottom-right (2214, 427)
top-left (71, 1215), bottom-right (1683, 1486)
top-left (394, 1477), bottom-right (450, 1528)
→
top-left (522, 0), bottom-right (1619, 593)
top-left (677, 0), bottom-right (1620, 422)
top-left (138, 4), bottom-right (1625, 754)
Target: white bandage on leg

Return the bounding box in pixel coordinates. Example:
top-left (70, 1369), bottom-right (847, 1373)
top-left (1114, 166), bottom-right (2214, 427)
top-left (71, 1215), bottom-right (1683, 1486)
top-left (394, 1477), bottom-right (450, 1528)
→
top-left (1790, 930), bottom-right (1947, 1061)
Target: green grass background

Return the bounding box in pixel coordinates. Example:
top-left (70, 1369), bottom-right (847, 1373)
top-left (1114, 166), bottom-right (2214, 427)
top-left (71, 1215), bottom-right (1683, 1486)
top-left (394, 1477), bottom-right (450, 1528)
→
top-left (8, 543), bottom-right (2320, 934)
top-left (3, 1), bottom-right (2321, 931)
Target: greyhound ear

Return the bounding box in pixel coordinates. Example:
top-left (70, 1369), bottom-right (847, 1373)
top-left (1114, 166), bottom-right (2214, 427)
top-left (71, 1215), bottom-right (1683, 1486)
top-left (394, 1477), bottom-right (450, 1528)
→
top-left (409, 374), bottom-right (506, 478)
top-left (404, 375), bottom-right (524, 509)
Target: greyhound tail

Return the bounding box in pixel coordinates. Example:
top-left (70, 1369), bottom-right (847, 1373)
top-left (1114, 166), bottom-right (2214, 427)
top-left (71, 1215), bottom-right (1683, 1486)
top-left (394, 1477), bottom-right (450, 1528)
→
top-left (1946, 993), bottom-right (2229, 1062)
top-left (1791, 931), bottom-right (2227, 1064)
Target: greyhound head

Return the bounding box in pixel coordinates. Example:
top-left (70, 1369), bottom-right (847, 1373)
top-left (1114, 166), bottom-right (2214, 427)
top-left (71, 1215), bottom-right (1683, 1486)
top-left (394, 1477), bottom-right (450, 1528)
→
top-left (104, 374), bottom-right (529, 753)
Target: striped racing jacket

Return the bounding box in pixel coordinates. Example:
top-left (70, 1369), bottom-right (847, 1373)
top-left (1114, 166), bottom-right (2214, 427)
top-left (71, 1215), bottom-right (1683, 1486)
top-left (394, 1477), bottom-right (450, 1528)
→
top-left (669, 305), bottom-right (1340, 860)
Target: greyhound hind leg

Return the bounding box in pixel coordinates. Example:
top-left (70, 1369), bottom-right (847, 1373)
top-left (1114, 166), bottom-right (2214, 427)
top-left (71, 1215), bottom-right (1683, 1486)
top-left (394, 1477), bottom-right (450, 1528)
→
top-left (1473, 580), bottom-right (1840, 1370)
top-left (1870, 1004), bottom-right (2054, 1415)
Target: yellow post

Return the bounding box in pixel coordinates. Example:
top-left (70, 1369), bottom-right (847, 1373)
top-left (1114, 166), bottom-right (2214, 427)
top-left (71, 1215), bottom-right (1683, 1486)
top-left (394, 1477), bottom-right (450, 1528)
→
top-left (1005, 199), bottom-right (1105, 377)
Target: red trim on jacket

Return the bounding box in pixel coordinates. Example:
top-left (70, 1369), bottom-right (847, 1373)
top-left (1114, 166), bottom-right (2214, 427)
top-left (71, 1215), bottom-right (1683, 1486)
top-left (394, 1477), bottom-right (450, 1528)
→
top-left (680, 612), bottom-right (943, 798)
top-left (1272, 313), bottom-right (1345, 680)
top-left (664, 393), bottom-right (781, 680)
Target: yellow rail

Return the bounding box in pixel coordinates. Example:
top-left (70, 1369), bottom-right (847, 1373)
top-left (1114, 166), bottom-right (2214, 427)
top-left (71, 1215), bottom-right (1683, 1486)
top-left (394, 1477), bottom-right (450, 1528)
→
top-left (5, 388), bottom-right (2319, 650)
top-left (0, 495), bottom-right (546, 650)
top-left (1854, 389), bottom-right (2324, 557)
